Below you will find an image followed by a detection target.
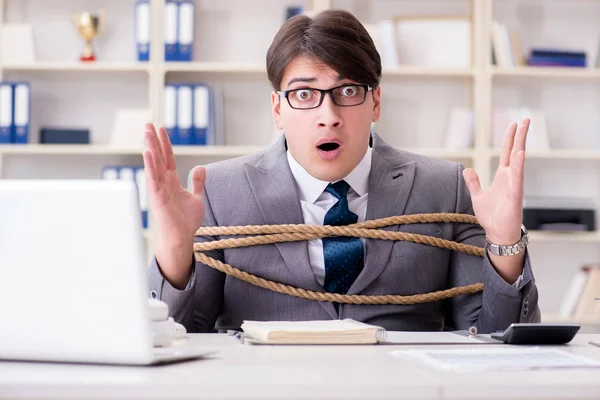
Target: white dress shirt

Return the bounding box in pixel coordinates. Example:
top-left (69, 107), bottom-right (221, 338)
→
top-left (286, 147), bottom-right (523, 289)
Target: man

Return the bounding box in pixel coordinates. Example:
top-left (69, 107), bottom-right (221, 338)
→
top-left (144, 10), bottom-right (540, 333)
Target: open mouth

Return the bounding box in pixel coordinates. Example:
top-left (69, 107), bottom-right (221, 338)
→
top-left (317, 142), bottom-right (340, 152)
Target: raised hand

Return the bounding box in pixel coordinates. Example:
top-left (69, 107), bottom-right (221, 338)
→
top-left (143, 123), bottom-right (206, 288)
top-left (462, 118), bottom-right (530, 282)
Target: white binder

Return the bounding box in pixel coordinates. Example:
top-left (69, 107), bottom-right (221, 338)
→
top-left (193, 85), bottom-right (210, 145)
top-left (177, 0), bottom-right (194, 61)
top-left (163, 84), bottom-right (178, 144)
top-left (164, 0), bottom-right (178, 61)
top-left (176, 84), bottom-right (193, 145)
top-left (135, 167), bottom-right (149, 229)
top-left (13, 82), bottom-right (30, 144)
top-left (135, 0), bottom-right (151, 61)
top-left (0, 83), bottom-right (12, 143)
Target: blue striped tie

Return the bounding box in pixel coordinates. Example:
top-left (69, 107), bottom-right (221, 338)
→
top-left (322, 180), bottom-right (364, 295)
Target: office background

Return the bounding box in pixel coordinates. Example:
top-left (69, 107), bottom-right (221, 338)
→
top-left (0, 0), bottom-right (598, 331)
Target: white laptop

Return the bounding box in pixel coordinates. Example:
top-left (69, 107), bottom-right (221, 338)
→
top-left (0, 179), bottom-right (215, 365)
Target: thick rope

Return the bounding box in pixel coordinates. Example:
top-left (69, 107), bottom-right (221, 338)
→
top-left (193, 213), bottom-right (485, 305)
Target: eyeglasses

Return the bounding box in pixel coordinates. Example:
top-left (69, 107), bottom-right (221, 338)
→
top-left (277, 84), bottom-right (373, 110)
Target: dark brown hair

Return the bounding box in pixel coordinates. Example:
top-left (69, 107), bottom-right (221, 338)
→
top-left (266, 9), bottom-right (382, 91)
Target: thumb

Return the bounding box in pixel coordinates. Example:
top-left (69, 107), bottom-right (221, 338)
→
top-left (462, 168), bottom-right (482, 197)
top-left (190, 165), bottom-right (206, 198)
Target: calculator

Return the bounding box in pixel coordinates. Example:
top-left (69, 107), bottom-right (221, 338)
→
top-left (491, 323), bottom-right (581, 345)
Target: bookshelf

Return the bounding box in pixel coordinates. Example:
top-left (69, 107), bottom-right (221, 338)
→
top-left (1, 62), bottom-right (151, 73)
top-left (0, 0), bottom-right (599, 329)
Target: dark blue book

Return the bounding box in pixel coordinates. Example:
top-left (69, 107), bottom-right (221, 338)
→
top-left (528, 55), bottom-right (586, 67)
top-left (530, 49), bottom-right (586, 59)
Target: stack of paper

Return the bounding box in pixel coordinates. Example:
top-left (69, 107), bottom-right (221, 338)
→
top-left (240, 319), bottom-right (385, 345)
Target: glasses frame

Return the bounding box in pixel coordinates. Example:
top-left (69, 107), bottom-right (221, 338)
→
top-left (276, 83), bottom-right (373, 110)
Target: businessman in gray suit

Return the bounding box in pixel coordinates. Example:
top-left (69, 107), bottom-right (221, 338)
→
top-left (144, 10), bottom-right (540, 334)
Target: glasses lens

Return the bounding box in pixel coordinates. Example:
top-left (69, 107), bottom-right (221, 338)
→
top-left (333, 85), bottom-right (366, 106)
top-left (288, 89), bottom-right (321, 109)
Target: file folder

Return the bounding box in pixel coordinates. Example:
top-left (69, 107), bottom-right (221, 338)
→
top-left (177, 0), bottom-right (194, 61)
top-left (12, 82), bottom-right (30, 144)
top-left (193, 84), bottom-right (210, 145)
top-left (135, 167), bottom-right (149, 229)
top-left (164, 0), bottom-right (178, 61)
top-left (176, 84), bottom-right (193, 145)
top-left (0, 83), bottom-right (12, 144)
top-left (135, 0), bottom-right (151, 61)
top-left (164, 84), bottom-right (178, 144)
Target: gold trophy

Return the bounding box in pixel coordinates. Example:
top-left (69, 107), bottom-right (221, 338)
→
top-left (73, 11), bottom-right (104, 62)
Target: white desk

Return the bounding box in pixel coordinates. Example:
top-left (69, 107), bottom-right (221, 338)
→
top-left (1, 334), bottom-right (599, 400)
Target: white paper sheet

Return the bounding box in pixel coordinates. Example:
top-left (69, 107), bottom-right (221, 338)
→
top-left (380, 332), bottom-right (491, 345)
top-left (391, 347), bottom-right (600, 372)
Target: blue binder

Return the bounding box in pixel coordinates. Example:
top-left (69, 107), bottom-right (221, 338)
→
top-left (12, 82), bottom-right (30, 144)
top-left (0, 82), bottom-right (12, 144)
top-left (135, 167), bottom-right (149, 229)
top-left (192, 84), bottom-right (212, 145)
top-left (177, 0), bottom-right (194, 61)
top-left (135, 0), bottom-right (151, 61)
top-left (164, 0), bottom-right (178, 61)
top-left (164, 84), bottom-right (179, 144)
top-left (176, 84), bottom-right (193, 145)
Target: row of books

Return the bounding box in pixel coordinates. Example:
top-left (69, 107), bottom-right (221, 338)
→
top-left (164, 83), bottom-right (224, 146)
top-left (101, 165), bottom-right (149, 229)
top-left (0, 81), bottom-right (31, 144)
top-left (558, 265), bottom-right (600, 320)
top-left (135, 0), bottom-right (195, 62)
top-left (491, 21), bottom-right (523, 67)
top-left (492, 20), bottom-right (600, 68)
top-left (363, 18), bottom-right (472, 69)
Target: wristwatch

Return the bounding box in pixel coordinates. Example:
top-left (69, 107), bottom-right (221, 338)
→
top-left (486, 224), bottom-right (529, 256)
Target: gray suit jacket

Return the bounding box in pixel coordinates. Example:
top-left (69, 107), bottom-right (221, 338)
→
top-left (148, 133), bottom-right (540, 334)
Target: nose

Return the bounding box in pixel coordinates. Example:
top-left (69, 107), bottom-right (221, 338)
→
top-left (317, 92), bottom-right (343, 129)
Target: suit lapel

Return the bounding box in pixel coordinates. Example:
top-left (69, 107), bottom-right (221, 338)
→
top-left (244, 136), bottom-right (338, 319)
top-left (348, 135), bottom-right (416, 295)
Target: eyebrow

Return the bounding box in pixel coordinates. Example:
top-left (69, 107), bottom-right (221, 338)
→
top-left (286, 74), bottom-right (345, 88)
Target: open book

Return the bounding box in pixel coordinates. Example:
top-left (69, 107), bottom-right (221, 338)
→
top-left (237, 319), bottom-right (496, 345)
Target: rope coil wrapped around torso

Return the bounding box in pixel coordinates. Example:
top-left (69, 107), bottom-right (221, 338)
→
top-left (193, 213), bottom-right (485, 305)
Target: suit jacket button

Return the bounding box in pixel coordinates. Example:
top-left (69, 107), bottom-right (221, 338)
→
top-left (150, 290), bottom-right (158, 299)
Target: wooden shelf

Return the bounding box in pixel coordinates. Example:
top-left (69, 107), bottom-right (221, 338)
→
top-left (382, 66), bottom-right (475, 77)
top-left (161, 62), bottom-right (475, 78)
top-left (492, 66), bottom-right (600, 79)
top-left (1, 62), bottom-right (151, 73)
top-left (528, 231), bottom-right (600, 243)
top-left (490, 148), bottom-right (600, 160)
top-left (163, 62), bottom-right (266, 73)
top-left (542, 313), bottom-right (600, 326)
top-left (0, 144), bottom-right (266, 157)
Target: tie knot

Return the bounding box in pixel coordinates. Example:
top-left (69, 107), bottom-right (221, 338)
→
top-left (326, 180), bottom-right (351, 200)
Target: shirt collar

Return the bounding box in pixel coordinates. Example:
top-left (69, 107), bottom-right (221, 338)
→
top-left (287, 146), bottom-right (372, 204)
